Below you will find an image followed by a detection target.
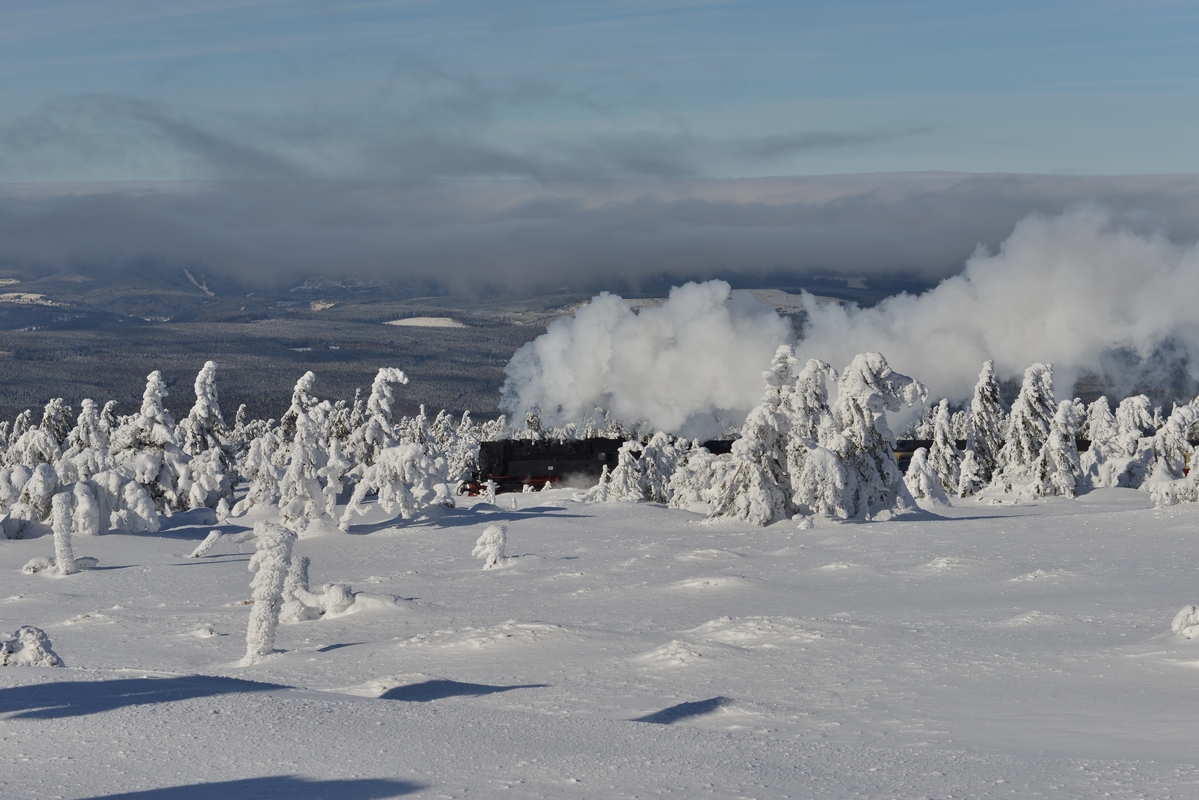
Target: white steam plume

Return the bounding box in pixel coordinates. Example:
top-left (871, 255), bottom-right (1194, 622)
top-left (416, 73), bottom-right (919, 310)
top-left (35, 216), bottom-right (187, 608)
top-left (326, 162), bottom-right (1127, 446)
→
top-left (499, 281), bottom-right (793, 438)
top-left (797, 205), bottom-right (1199, 404)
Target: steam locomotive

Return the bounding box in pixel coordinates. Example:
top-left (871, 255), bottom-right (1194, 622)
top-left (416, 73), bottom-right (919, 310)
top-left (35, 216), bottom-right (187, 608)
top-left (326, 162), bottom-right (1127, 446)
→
top-left (460, 437), bottom-right (1100, 496)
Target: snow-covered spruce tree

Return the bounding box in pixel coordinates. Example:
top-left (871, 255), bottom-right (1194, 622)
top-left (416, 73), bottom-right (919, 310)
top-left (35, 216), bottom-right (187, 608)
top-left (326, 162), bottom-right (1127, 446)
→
top-left (926, 399), bottom-right (961, 496)
top-left (400, 405), bottom-right (432, 452)
top-left (832, 352), bottom-right (927, 518)
top-left (61, 398), bottom-right (112, 477)
top-left (327, 400), bottom-right (353, 444)
top-left (479, 415), bottom-right (507, 442)
top-left (605, 440), bottom-right (646, 502)
top-left (0, 626), bottom-right (63, 667)
top-left (430, 409), bottom-right (455, 452)
top-left (232, 428), bottom-right (283, 516)
top-left (40, 398), bottom-right (72, 447)
top-left (244, 521), bottom-right (297, 662)
top-left (783, 358), bottom-right (838, 471)
top-left (346, 368), bottom-right (409, 466)
top-left (782, 357), bottom-right (855, 520)
top-left (447, 411), bottom-right (480, 483)
top-left (1032, 400), bottom-right (1083, 498)
top-left (71, 480), bottom-right (102, 537)
top-left (177, 361), bottom-right (227, 455)
top-left (956, 449), bottom-right (985, 498)
top-left (473, 524), bottom-right (508, 569)
top-left (991, 363), bottom-right (1055, 495)
top-left (950, 410), bottom-right (971, 441)
top-left (14, 463), bottom-right (58, 523)
top-left (116, 479), bottom-right (161, 533)
top-left (639, 432), bottom-right (685, 503)
top-left (339, 443), bottom-right (451, 530)
top-left (277, 405), bottom-right (330, 531)
top-left (277, 371), bottom-right (319, 446)
top-left (967, 359), bottom-right (1006, 484)
top-left (7, 424), bottom-right (60, 469)
top-left (791, 438), bottom-right (856, 519)
top-left (1114, 395), bottom-right (1156, 456)
top-left (1140, 402), bottom-right (1199, 506)
top-left (175, 365), bottom-right (236, 511)
top-left (708, 346), bottom-right (797, 525)
top-left (317, 438), bottom-right (351, 519)
top-left (109, 371), bottom-right (187, 513)
top-left (904, 447), bottom-right (950, 507)
top-left (10, 409), bottom-right (32, 441)
top-left (99, 401), bottom-right (119, 436)
top-left (902, 406), bottom-right (936, 440)
top-left (512, 407), bottom-right (545, 442)
top-left (1080, 396), bottom-right (1124, 487)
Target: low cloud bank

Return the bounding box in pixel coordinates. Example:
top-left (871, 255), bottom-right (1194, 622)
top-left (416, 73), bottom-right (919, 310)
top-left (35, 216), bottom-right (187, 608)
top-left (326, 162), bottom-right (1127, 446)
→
top-left (3, 173), bottom-right (1199, 293)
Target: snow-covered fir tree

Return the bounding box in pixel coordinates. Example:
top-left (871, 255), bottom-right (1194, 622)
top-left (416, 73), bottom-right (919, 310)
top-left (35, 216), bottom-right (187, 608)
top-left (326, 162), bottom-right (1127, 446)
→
top-left (991, 363), bottom-right (1055, 495)
top-left (956, 449), bottom-right (985, 498)
top-left (1080, 396), bottom-right (1124, 487)
top-left (605, 440), bottom-right (646, 502)
top-left (904, 447), bottom-right (950, 507)
top-left (447, 411), bottom-right (480, 482)
top-left (277, 405), bottom-right (330, 531)
top-left (109, 371), bottom-right (187, 513)
top-left (40, 399), bottom-right (72, 447)
top-left (1033, 400), bottom-right (1082, 498)
top-left (278, 371), bottom-right (319, 445)
top-left (346, 367), bottom-right (409, 466)
top-left (967, 359), bottom-right (1006, 484)
top-left (832, 352), bottom-right (927, 518)
top-left (708, 346), bottom-right (796, 525)
top-left (926, 399), bottom-right (961, 495)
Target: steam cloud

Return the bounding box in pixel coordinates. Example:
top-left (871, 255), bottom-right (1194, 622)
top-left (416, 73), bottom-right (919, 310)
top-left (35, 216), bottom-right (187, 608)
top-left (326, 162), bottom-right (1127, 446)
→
top-left (797, 205), bottom-right (1199, 405)
top-left (503, 206), bottom-right (1199, 437)
top-left (499, 281), bottom-right (793, 438)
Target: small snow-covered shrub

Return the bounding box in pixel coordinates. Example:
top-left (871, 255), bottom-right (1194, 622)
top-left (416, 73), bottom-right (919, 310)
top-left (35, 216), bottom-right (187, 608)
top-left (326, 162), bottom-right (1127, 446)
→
top-left (244, 521), bottom-right (297, 662)
top-left (905, 448), bottom-right (950, 508)
top-left (279, 554), bottom-right (355, 622)
top-left (473, 524), bottom-right (508, 569)
top-left (1, 626), bottom-right (63, 667)
top-left (1172, 605), bottom-right (1199, 639)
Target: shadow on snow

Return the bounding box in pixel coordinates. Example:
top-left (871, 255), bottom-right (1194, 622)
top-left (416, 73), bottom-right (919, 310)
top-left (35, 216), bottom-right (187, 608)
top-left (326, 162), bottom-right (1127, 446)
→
top-left (344, 503), bottom-right (587, 534)
top-left (633, 696), bottom-right (730, 724)
top-left (0, 675), bottom-right (286, 720)
top-left (87, 775), bottom-right (423, 799)
top-left (378, 679), bottom-right (547, 702)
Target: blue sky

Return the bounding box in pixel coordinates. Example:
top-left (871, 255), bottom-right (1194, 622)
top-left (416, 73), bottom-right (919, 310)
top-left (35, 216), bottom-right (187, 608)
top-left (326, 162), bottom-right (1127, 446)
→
top-left (3, 0), bottom-right (1197, 182)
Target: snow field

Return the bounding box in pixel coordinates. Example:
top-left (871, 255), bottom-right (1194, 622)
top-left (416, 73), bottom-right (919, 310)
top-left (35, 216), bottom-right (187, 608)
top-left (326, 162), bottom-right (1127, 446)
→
top-left (4, 488), bottom-right (1199, 797)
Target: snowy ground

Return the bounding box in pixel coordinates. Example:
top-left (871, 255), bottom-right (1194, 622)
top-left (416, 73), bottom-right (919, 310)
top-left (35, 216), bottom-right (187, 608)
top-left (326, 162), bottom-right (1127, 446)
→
top-left (4, 489), bottom-right (1199, 798)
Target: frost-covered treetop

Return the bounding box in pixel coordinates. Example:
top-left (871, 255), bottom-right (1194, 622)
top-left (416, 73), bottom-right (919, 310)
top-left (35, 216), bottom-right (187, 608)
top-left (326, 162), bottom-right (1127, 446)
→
top-left (837, 353), bottom-right (928, 416)
top-left (367, 367), bottom-right (410, 424)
